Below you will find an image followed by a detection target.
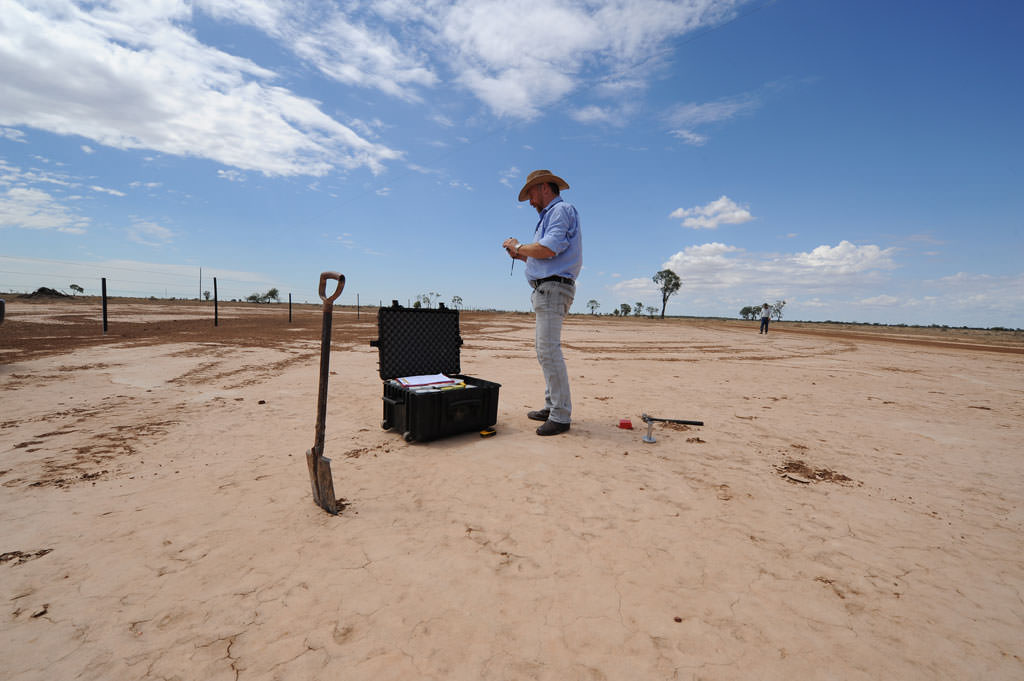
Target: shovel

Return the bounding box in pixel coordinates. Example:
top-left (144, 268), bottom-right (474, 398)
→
top-left (306, 271), bottom-right (345, 514)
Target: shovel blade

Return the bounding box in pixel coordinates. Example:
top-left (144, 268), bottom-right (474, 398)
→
top-left (305, 448), bottom-right (338, 514)
top-left (316, 456), bottom-right (338, 515)
top-left (305, 448), bottom-right (322, 506)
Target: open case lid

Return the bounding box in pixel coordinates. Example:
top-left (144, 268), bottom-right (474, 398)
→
top-left (370, 301), bottom-right (462, 380)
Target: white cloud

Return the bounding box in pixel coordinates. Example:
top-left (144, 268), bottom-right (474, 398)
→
top-left (670, 129), bottom-right (708, 146)
top-left (612, 276), bottom-right (660, 298)
top-left (670, 196), bottom-right (753, 229)
top-left (0, 127), bottom-right (27, 143)
top-left (665, 92), bottom-right (761, 143)
top-left (499, 166), bottom-right (520, 188)
top-left (650, 240), bottom-right (900, 300)
top-left (570, 104), bottom-right (633, 126)
top-left (593, 75), bottom-right (648, 98)
top-left (0, 186), bottom-right (89, 233)
top-left (407, 163), bottom-right (441, 176)
top-left (81, 144), bottom-right (95, 153)
top-left (127, 219), bottom-right (175, 247)
top-left (666, 94), bottom-right (759, 127)
top-left (457, 65), bottom-right (575, 120)
top-left (600, 238), bottom-right (1007, 325)
top-left (859, 294), bottom-right (900, 306)
top-left (348, 117), bottom-right (387, 138)
top-left (217, 169), bottom-right (245, 182)
top-left (0, 1), bottom-right (402, 177)
top-left (932, 272), bottom-right (1024, 314)
top-left (196, 0), bottom-right (437, 101)
top-left (90, 184), bottom-right (126, 196)
top-left (792, 241), bottom-right (897, 273)
top-left (442, 0), bottom-right (743, 119)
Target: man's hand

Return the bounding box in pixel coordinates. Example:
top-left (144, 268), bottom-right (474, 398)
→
top-left (502, 237), bottom-right (521, 259)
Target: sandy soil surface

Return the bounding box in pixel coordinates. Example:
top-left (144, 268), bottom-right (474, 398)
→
top-left (2, 297), bottom-right (1023, 680)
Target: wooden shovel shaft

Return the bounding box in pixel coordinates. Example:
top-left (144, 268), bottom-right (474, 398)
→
top-left (313, 301), bottom-right (333, 457)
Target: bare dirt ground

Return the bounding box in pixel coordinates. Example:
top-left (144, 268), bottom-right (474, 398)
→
top-left (2, 296), bottom-right (1023, 680)
top-left (2, 296), bottom-right (1022, 363)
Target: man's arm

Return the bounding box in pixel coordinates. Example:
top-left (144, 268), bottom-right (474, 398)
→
top-left (504, 238), bottom-right (555, 260)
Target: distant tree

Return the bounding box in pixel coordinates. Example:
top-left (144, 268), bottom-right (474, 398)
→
top-left (246, 288), bottom-right (279, 303)
top-left (611, 308), bottom-right (621, 316)
top-left (619, 303), bottom-right (632, 316)
top-left (587, 299), bottom-right (600, 315)
top-left (652, 269), bottom-right (682, 319)
top-left (412, 300), bottom-right (422, 308)
top-left (203, 290), bottom-right (211, 301)
top-left (632, 301), bottom-right (643, 316)
top-left (740, 305), bottom-right (761, 320)
top-left (451, 295), bottom-right (463, 309)
top-left (771, 299), bottom-right (786, 320)
top-left (645, 306), bottom-right (658, 318)
top-left (417, 292), bottom-right (441, 308)
top-left (69, 283), bottom-right (84, 296)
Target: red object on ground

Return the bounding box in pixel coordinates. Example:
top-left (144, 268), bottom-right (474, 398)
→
top-left (619, 419), bottom-right (633, 429)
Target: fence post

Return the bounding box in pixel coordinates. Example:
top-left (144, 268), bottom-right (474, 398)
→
top-left (289, 293), bottom-right (292, 323)
top-left (214, 277), bottom-right (219, 327)
top-left (101, 277), bottom-right (108, 334)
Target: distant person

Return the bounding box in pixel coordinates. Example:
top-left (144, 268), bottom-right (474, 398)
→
top-left (760, 303), bottom-right (771, 334)
top-left (502, 169), bottom-right (582, 436)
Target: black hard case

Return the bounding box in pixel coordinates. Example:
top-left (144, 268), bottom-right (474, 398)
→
top-left (370, 301), bottom-right (500, 442)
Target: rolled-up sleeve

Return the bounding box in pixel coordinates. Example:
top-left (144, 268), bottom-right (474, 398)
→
top-left (537, 203), bottom-right (575, 255)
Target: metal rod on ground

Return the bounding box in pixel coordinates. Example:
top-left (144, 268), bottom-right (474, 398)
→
top-left (213, 277), bottom-right (218, 327)
top-left (306, 271), bottom-right (345, 514)
top-left (289, 293), bottom-right (292, 323)
top-left (640, 413), bottom-right (704, 444)
top-left (101, 277), bottom-right (108, 334)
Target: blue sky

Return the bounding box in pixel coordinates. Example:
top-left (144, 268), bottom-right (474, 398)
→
top-left (1, 0), bottom-right (1022, 327)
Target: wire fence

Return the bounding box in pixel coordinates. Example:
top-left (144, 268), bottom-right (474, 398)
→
top-left (0, 255), bottom-right (309, 303)
top-left (0, 256), bottom-right (472, 312)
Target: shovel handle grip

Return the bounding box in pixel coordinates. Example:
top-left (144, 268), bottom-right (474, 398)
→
top-left (319, 271), bottom-right (345, 303)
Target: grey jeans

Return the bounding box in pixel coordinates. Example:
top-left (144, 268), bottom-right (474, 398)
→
top-left (531, 281), bottom-right (575, 423)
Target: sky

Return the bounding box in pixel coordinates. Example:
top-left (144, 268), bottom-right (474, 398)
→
top-left (1, 0), bottom-right (1022, 328)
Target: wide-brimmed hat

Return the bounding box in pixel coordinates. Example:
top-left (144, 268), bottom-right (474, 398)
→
top-left (518, 169), bottom-right (569, 202)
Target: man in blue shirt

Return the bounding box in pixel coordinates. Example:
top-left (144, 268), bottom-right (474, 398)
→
top-left (503, 169), bottom-right (582, 436)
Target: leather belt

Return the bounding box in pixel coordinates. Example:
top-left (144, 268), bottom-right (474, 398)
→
top-left (530, 275), bottom-right (575, 288)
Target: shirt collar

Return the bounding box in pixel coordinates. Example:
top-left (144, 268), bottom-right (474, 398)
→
top-left (539, 195), bottom-right (563, 219)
